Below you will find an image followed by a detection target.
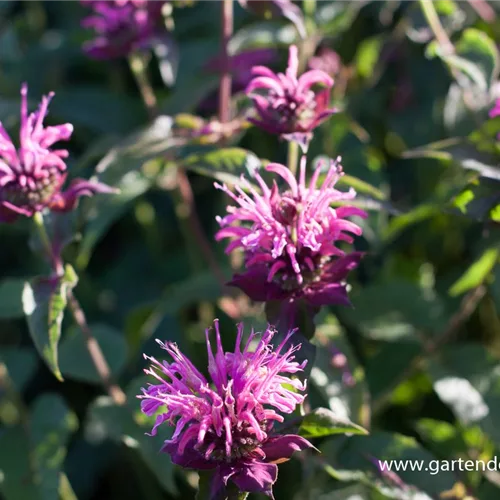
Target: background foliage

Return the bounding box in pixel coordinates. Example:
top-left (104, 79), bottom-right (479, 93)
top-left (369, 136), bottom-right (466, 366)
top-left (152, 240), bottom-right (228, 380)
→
top-left (1, 1), bottom-right (500, 499)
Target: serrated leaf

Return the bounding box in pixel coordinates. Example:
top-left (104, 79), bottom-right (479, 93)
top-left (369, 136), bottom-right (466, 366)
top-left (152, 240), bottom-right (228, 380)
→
top-left (0, 278), bottom-right (24, 318)
top-left (58, 324), bottom-right (127, 383)
top-left (449, 247), bottom-right (499, 296)
top-left (22, 265), bottom-right (78, 381)
top-left (299, 408), bottom-right (368, 438)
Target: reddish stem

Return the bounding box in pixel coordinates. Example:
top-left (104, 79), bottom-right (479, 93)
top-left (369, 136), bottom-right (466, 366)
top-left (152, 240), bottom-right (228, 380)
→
top-left (219, 0), bottom-right (234, 123)
top-left (68, 291), bottom-right (126, 405)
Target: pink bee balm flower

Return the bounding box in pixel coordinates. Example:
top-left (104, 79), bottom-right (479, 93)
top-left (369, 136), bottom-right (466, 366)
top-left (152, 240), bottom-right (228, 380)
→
top-left (81, 0), bottom-right (166, 59)
top-left (245, 45), bottom-right (336, 143)
top-left (139, 321), bottom-right (313, 499)
top-left (215, 157), bottom-right (367, 309)
top-left (0, 84), bottom-right (115, 223)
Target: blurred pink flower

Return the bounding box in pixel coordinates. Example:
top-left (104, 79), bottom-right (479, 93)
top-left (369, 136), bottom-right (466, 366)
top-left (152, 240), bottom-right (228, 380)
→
top-left (81, 0), bottom-right (166, 59)
top-left (308, 47), bottom-right (341, 78)
top-left (215, 156), bottom-right (366, 308)
top-left (139, 320), bottom-right (312, 498)
top-left (489, 98), bottom-right (500, 119)
top-left (246, 45), bottom-right (336, 143)
top-left (0, 84), bottom-right (115, 223)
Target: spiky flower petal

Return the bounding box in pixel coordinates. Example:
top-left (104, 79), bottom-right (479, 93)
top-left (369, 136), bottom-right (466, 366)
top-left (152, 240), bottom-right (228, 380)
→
top-left (245, 45), bottom-right (336, 143)
top-left (139, 321), bottom-right (312, 498)
top-left (215, 156), bottom-right (367, 309)
top-left (81, 0), bottom-right (166, 59)
top-left (0, 84), bottom-right (114, 223)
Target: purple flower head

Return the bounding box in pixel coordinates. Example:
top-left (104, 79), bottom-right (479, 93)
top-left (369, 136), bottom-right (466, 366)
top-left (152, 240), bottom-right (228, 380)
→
top-left (0, 84), bottom-right (115, 223)
top-left (215, 157), bottom-right (367, 308)
top-left (238, 0), bottom-right (306, 39)
top-left (139, 321), bottom-right (313, 498)
top-left (81, 0), bottom-right (166, 59)
top-left (246, 45), bottom-right (336, 144)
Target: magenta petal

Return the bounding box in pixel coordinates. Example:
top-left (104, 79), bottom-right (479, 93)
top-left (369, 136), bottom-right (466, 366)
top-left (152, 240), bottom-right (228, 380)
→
top-left (262, 434), bottom-right (314, 462)
top-left (0, 202), bottom-right (21, 223)
top-left (162, 442), bottom-right (216, 471)
top-left (305, 283), bottom-right (351, 307)
top-left (50, 178), bottom-right (118, 212)
top-left (229, 266), bottom-right (288, 302)
top-left (323, 252), bottom-right (364, 282)
top-left (229, 461), bottom-right (278, 497)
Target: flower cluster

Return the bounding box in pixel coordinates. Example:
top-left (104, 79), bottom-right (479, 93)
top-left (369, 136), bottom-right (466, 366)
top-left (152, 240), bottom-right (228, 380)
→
top-left (0, 84), bottom-right (114, 223)
top-left (81, 0), bottom-right (166, 59)
top-left (215, 157), bottom-right (366, 310)
top-left (139, 321), bottom-right (312, 498)
top-left (245, 45), bottom-right (336, 143)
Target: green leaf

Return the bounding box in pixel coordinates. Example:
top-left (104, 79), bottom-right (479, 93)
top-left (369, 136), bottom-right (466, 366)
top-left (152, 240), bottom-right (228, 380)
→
top-left (338, 174), bottom-right (387, 201)
top-left (30, 394), bottom-right (78, 500)
top-left (299, 408), bottom-right (368, 438)
top-left (449, 247), bottom-right (499, 296)
top-left (344, 281), bottom-right (447, 339)
top-left (77, 116), bottom-right (179, 268)
top-left (322, 431), bottom-right (456, 498)
top-left (316, 1), bottom-right (362, 35)
top-left (228, 21), bottom-right (299, 53)
top-left (0, 427), bottom-right (41, 500)
top-left (310, 318), bottom-right (369, 428)
top-left (58, 324), bottom-right (127, 384)
top-left (22, 265), bottom-right (78, 382)
top-left (50, 86), bottom-right (145, 134)
top-left (86, 395), bottom-right (177, 495)
top-left (455, 28), bottom-right (500, 89)
top-left (403, 138), bottom-right (500, 181)
top-left (195, 471), bottom-right (213, 500)
top-left (428, 344), bottom-right (500, 444)
top-left (182, 147), bottom-right (262, 188)
top-left (133, 269), bottom-right (224, 343)
top-left (0, 395), bottom-right (77, 500)
top-left (0, 278), bottom-right (24, 318)
top-left (0, 348), bottom-right (37, 393)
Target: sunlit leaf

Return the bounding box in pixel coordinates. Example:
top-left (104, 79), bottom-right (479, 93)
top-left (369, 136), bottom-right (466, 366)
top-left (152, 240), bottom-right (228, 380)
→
top-left (299, 408), bottom-right (368, 438)
top-left (449, 247), bottom-right (499, 296)
top-left (22, 265), bottom-right (78, 382)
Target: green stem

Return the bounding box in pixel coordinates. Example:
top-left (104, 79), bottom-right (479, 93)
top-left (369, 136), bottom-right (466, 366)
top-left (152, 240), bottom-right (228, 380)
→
top-left (33, 211), bottom-right (63, 274)
top-left (303, 0), bottom-right (316, 19)
top-left (129, 52), bottom-right (158, 120)
top-left (419, 0), bottom-right (454, 55)
top-left (287, 140), bottom-right (299, 176)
